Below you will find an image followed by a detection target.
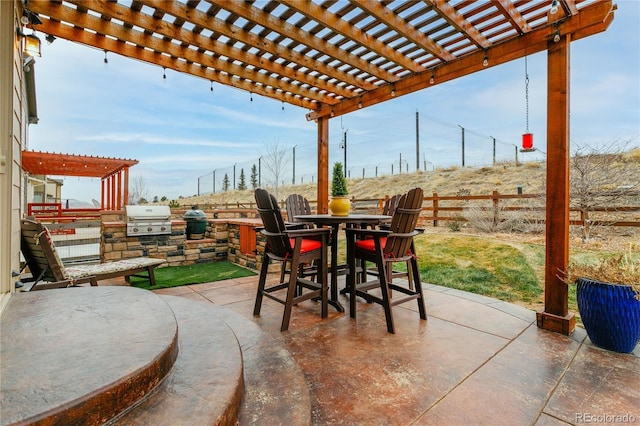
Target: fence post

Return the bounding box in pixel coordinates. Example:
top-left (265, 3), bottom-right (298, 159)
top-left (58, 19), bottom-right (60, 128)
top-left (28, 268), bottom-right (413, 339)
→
top-left (492, 190), bottom-right (499, 229)
top-left (433, 192), bottom-right (438, 227)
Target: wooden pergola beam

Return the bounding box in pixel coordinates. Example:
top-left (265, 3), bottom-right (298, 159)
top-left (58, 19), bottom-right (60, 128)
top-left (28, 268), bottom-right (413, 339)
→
top-left (37, 19), bottom-right (318, 110)
top-left (139, 0), bottom-right (364, 98)
top-left (307, 0), bottom-right (615, 121)
top-left (211, 0), bottom-right (399, 83)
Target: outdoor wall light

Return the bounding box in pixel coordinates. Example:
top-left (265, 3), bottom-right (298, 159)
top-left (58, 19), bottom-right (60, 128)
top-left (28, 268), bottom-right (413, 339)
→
top-left (23, 32), bottom-right (41, 57)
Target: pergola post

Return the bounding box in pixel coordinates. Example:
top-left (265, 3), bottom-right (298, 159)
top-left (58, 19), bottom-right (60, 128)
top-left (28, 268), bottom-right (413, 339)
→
top-left (123, 166), bottom-right (130, 208)
top-left (537, 33), bottom-right (575, 335)
top-left (317, 117), bottom-right (329, 214)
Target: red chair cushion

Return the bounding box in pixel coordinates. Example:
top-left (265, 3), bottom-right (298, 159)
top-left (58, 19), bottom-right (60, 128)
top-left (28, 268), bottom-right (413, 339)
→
top-left (355, 237), bottom-right (387, 252)
top-left (290, 238), bottom-right (322, 254)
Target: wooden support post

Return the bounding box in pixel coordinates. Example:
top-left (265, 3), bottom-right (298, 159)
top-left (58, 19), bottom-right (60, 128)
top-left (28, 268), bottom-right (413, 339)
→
top-left (537, 33), bottom-right (575, 335)
top-left (432, 192), bottom-right (438, 227)
top-left (101, 178), bottom-right (106, 210)
top-left (116, 169), bottom-right (122, 210)
top-left (317, 117), bottom-right (329, 214)
top-left (123, 166), bottom-right (130, 209)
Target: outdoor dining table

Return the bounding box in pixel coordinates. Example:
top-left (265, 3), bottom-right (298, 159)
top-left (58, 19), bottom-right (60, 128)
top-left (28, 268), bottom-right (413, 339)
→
top-left (294, 213), bottom-right (392, 312)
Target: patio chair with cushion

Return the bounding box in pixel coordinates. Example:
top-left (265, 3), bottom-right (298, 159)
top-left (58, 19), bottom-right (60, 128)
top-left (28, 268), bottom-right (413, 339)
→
top-left (345, 187), bottom-right (427, 333)
top-left (284, 193), bottom-right (314, 228)
top-left (254, 188), bottom-right (330, 332)
top-left (20, 219), bottom-right (165, 290)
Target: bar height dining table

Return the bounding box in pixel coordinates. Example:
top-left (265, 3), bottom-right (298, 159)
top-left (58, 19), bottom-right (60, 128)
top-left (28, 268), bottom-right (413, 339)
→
top-left (294, 214), bottom-right (392, 312)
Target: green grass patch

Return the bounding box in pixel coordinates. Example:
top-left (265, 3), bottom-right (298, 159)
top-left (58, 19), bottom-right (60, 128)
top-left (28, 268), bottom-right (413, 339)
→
top-left (412, 234), bottom-right (542, 302)
top-left (129, 261), bottom-right (256, 291)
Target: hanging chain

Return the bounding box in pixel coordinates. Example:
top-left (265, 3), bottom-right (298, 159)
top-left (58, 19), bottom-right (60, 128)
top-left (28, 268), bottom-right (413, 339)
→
top-left (525, 56), bottom-right (530, 133)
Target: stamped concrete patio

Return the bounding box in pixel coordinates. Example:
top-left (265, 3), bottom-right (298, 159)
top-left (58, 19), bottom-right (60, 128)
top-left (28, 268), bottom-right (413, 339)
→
top-left (154, 274), bottom-right (639, 425)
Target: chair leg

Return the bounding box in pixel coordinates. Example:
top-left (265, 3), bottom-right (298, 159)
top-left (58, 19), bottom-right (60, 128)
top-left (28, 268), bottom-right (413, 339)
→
top-left (379, 260), bottom-right (396, 334)
top-left (147, 266), bottom-right (157, 287)
top-left (346, 237), bottom-right (357, 319)
top-left (281, 259), bottom-right (301, 332)
top-left (254, 257), bottom-right (270, 316)
top-left (320, 249), bottom-right (328, 319)
top-left (411, 257), bottom-right (427, 320)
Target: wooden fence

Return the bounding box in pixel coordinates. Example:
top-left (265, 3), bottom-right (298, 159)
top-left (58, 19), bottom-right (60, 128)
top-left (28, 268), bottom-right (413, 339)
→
top-left (193, 191), bottom-right (640, 229)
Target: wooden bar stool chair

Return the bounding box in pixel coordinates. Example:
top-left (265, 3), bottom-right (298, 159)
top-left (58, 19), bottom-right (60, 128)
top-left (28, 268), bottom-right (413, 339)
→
top-left (254, 189), bottom-right (330, 332)
top-left (345, 188), bottom-right (427, 333)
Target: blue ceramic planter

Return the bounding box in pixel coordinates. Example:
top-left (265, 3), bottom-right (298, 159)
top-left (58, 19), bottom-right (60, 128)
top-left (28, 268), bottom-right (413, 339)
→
top-left (576, 278), bottom-right (640, 353)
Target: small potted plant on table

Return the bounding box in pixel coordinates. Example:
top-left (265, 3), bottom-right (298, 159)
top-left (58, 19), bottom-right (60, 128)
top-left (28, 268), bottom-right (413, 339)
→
top-left (329, 162), bottom-right (350, 216)
top-left (565, 249), bottom-right (640, 353)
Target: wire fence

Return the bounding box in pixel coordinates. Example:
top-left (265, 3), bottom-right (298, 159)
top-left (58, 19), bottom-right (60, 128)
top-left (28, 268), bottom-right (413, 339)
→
top-left (195, 112), bottom-right (541, 195)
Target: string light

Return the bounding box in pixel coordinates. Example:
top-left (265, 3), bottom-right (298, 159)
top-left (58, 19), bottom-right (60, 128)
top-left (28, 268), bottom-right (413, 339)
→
top-left (162, 67), bottom-right (166, 79)
top-left (430, 73), bottom-right (435, 84)
top-left (483, 52), bottom-right (489, 67)
top-left (550, 0), bottom-right (559, 14)
top-left (281, 101), bottom-right (284, 111)
top-left (553, 29), bottom-right (561, 42)
top-left (210, 81), bottom-right (213, 92)
top-left (391, 84), bottom-right (396, 97)
top-left (103, 50), bottom-right (108, 64)
top-left (358, 97), bottom-right (363, 109)
top-left (330, 108), bottom-right (335, 117)
top-left (250, 92), bottom-right (253, 102)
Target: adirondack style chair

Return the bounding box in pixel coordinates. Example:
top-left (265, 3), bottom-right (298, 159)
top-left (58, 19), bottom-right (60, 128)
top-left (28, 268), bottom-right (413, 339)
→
top-left (254, 189), bottom-right (330, 331)
top-left (345, 188), bottom-right (427, 333)
top-left (20, 219), bottom-right (164, 290)
top-left (284, 193), bottom-right (314, 228)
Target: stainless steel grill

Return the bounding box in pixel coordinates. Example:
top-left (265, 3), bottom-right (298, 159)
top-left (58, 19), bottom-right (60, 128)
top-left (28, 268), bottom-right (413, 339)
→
top-left (125, 205), bottom-right (172, 237)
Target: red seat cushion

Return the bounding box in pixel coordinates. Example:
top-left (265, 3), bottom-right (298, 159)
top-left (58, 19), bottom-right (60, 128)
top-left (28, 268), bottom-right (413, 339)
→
top-left (290, 238), bottom-right (322, 254)
top-left (355, 237), bottom-right (387, 252)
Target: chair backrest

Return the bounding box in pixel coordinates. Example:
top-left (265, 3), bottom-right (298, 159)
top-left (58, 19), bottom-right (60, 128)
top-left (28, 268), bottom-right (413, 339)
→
top-left (285, 194), bottom-right (312, 226)
top-left (255, 188), bottom-right (292, 258)
top-left (384, 188), bottom-right (423, 258)
top-left (21, 219), bottom-right (69, 283)
top-left (381, 194), bottom-right (401, 216)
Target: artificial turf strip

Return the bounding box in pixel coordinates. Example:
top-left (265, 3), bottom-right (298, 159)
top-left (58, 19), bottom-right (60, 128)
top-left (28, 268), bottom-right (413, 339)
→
top-left (129, 260), bottom-right (256, 290)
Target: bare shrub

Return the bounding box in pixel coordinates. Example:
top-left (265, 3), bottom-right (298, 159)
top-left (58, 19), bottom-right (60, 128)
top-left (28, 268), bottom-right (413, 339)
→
top-left (511, 195), bottom-right (546, 234)
top-left (571, 140), bottom-right (640, 242)
top-left (462, 204), bottom-right (521, 233)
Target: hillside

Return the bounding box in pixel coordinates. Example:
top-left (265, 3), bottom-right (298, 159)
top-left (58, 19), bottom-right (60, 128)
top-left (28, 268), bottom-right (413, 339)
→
top-left (175, 147), bottom-right (639, 207)
top-left (177, 161), bottom-right (547, 207)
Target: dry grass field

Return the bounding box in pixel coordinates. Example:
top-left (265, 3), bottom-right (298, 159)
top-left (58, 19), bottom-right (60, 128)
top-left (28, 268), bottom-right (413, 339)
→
top-left (173, 149), bottom-right (639, 315)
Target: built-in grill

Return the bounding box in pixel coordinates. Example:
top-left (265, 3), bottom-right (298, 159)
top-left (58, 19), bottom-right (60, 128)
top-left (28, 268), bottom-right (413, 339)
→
top-left (125, 205), bottom-right (172, 237)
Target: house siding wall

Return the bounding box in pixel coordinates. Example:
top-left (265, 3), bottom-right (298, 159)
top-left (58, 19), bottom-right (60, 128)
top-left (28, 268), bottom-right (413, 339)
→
top-left (0, 0), bottom-right (25, 311)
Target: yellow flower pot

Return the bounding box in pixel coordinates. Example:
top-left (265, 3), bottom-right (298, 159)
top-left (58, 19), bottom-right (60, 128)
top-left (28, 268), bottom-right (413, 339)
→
top-left (329, 196), bottom-right (351, 216)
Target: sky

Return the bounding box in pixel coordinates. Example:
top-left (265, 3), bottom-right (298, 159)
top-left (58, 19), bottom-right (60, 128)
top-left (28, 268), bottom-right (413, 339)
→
top-left (28, 2), bottom-right (639, 204)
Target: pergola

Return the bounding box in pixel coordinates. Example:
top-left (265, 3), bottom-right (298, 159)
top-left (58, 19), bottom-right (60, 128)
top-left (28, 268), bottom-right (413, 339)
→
top-left (21, 150), bottom-right (138, 210)
top-left (23, 0), bottom-right (616, 334)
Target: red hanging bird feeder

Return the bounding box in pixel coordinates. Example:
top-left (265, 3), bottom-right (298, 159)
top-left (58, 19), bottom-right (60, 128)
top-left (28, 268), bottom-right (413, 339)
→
top-left (522, 132), bottom-right (533, 150)
top-left (521, 57), bottom-right (535, 153)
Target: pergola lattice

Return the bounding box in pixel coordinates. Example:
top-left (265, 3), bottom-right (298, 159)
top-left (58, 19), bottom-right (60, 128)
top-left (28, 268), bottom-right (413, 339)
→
top-left (21, 150), bottom-right (138, 210)
top-left (22, 0), bottom-right (617, 334)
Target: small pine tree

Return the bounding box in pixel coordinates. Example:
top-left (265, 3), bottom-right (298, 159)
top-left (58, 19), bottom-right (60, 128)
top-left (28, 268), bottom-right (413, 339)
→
top-left (250, 164), bottom-right (258, 189)
top-left (222, 173), bottom-right (230, 191)
top-left (331, 162), bottom-right (348, 196)
top-left (238, 168), bottom-right (247, 190)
